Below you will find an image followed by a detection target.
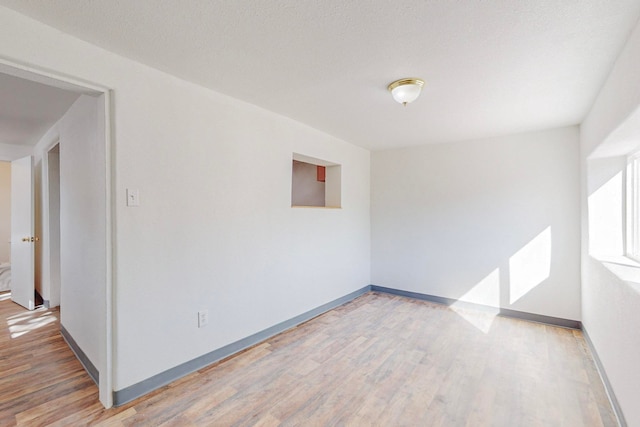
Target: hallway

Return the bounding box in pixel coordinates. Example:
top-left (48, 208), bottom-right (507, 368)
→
top-left (0, 293), bottom-right (100, 425)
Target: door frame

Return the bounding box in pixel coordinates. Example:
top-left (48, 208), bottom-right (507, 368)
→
top-left (41, 142), bottom-right (61, 308)
top-left (0, 58), bottom-right (115, 408)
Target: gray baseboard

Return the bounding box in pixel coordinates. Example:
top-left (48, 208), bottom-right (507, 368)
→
top-left (112, 285), bottom-right (371, 406)
top-left (112, 283), bottom-right (585, 407)
top-left (60, 325), bottom-right (99, 385)
top-left (370, 285), bottom-right (582, 329)
top-left (43, 300), bottom-right (50, 309)
top-left (582, 328), bottom-right (627, 427)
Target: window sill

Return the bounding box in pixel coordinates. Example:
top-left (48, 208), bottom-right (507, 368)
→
top-left (291, 205), bottom-right (342, 209)
top-left (591, 254), bottom-right (640, 293)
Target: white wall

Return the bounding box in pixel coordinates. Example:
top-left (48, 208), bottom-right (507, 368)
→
top-left (114, 75), bottom-right (370, 390)
top-left (292, 160), bottom-right (325, 206)
top-left (0, 143), bottom-right (31, 162)
top-left (580, 16), bottom-right (640, 427)
top-left (32, 124), bottom-right (58, 306)
top-left (0, 5), bottom-right (371, 396)
top-left (47, 146), bottom-right (61, 307)
top-left (58, 95), bottom-right (106, 367)
top-left (0, 161), bottom-right (9, 262)
top-left (28, 94), bottom-right (105, 363)
top-left (372, 127), bottom-right (581, 321)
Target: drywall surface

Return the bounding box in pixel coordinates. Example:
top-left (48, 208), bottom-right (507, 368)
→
top-left (111, 73), bottom-right (370, 391)
top-left (0, 143), bottom-right (31, 161)
top-left (0, 161), bottom-right (9, 263)
top-left (27, 94), bottom-right (104, 361)
top-left (582, 258), bottom-right (640, 426)
top-left (371, 127), bottom-right (581, 321)
top-left (57, 95), bottom-right (105, 368)
top-left (580, 16), bottom-right (640, 427)
top-left (32, 123), bottom-right (60, 307)
top-left (0, 6), bottom-right (370, 392)
top-left (47, 147), bottom-right (61, 307)
top-left (291, 160), bottom-right (325, 206)
top-left (28, 95), bottom-right (100, 363)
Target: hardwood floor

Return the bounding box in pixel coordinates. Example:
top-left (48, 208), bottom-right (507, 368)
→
top-left (0, 291), bottom-right (616, 426)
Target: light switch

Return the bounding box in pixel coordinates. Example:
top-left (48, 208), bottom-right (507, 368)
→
top-left (198, 310), bottom-right (209, 328)
top-left (126, 188), bottom-right (140, 207)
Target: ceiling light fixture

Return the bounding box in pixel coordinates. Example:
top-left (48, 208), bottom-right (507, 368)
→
top-left (387, 78), bottom-right (425, 106)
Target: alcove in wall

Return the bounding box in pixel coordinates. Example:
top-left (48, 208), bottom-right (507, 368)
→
top-left (291, 153), bottom-right (341, 208)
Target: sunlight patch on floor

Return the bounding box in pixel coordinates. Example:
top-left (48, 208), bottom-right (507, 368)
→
top-left (7, 308), bottom-right (57, 339)
top-left (450, 268), bottom-right (500, 333)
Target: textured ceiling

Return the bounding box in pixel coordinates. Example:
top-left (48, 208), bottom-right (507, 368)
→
top-left (2, 1), bottom-right (639, 150)
top-left (0, 73), bottom-right (79, 147)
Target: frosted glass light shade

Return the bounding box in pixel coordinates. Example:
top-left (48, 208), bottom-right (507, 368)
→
top-left (388, 78), bottom-right (425, 105)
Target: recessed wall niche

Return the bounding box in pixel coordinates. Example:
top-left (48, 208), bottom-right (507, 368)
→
top-left (291, 153), bottom-right (341, 208)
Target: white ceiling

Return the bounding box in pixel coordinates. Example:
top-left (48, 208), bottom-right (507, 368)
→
top-left (2, 1), bottom-right (639, 150)
top-left (0, 72), bottom-right (79, 147)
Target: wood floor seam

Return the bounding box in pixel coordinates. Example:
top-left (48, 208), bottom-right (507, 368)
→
top-left (0, 292), bottom-right (617, 426)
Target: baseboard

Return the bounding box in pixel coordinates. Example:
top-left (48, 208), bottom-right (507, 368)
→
top-left (112, 285), bottom-right (371, 406)
top-left (43, 300), bottom-right (50, 309)
top-left (112, 283), bottom-right (583, 406)
top-left (60, 325), bottom-right (99, 385)
top-left (582, 328), bottom-right (627, 427)
top-left (370, 285), bottom-right (582, 329)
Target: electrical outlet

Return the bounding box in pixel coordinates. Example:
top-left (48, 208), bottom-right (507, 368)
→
top-left (198, 310), bottom-right (209, 328)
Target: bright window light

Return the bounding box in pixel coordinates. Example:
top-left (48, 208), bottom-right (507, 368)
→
top-left (588, 171), bottom-right (624, 256)
top-left (627, 155), bottom-right (640, 261)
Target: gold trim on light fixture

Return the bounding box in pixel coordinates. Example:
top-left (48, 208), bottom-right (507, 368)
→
top-left (387, 78), bottom-right (425, 106)
top-left (387, 78), bottom-right (424, 92)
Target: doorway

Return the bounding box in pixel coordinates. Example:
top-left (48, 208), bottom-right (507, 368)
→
top-left (0, 60), bottom-right (113, 407)
top-left (45, 143), bottom-right (61, 308)
top-left (0, 161), bottom-right (10, 294)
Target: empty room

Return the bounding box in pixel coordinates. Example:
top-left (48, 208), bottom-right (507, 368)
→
top-left (0, 1), bottom-right (639, 426)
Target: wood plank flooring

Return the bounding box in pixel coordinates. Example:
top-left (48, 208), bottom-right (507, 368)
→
top-left (0, 291), bottom-right (617, 426)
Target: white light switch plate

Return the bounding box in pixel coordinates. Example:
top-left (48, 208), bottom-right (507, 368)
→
top-left (198, 310), bottom-right (209, 328)
top-left (126, 188), bottom-right (140, 207)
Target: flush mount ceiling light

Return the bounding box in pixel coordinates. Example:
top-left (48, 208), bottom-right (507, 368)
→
top-left (387, 78), bottom-right (425, 106)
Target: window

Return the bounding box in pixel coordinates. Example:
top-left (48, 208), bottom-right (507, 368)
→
top-left (627, 154), bottom-right (640, 261)
top-left (291, 154), bottom-right (341, 208)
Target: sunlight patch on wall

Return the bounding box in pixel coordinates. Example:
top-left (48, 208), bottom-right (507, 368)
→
top-left (588, 172), bottom-right (623, 256)
top-left (509, 227), bottom-right (551, 304)
top-left (450, 268), bottom-right (500, 333)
